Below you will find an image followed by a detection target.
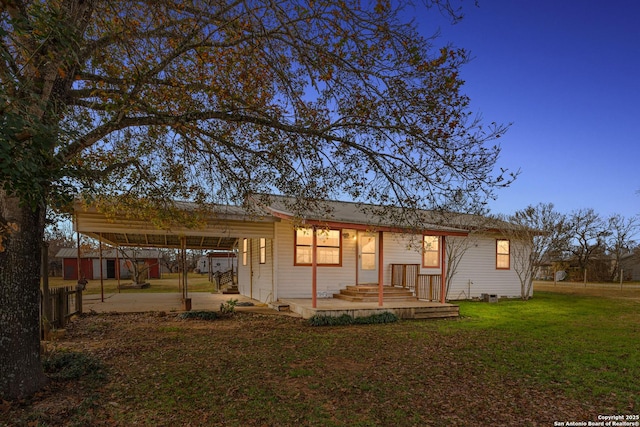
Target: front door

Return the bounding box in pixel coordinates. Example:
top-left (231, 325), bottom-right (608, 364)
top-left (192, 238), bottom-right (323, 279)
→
top-left (357, 231), bottom-right (378, 284)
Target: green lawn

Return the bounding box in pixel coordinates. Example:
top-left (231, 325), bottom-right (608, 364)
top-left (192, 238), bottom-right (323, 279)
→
top-left (447, 292), bottom-right (640, 407)
top-left (5, 290), bottom-right (639, 426)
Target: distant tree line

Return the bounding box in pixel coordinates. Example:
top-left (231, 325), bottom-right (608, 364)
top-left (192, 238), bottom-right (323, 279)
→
top-left (499, 204), bottom-right (639, 285)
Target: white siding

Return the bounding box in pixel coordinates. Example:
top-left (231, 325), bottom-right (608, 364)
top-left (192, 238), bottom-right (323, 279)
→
top-left (236, 222), bottom-right (529, 301)
top-left (275, 222), bottom-right (358, 298)
top-left (447, 234), bottom-right (524, 299)
top-left (381, 232), bottom-right (425, 284)
top-left (236, 237), bottom-right (274, 303)
top-left (237, 238), bottom-right (251, 297)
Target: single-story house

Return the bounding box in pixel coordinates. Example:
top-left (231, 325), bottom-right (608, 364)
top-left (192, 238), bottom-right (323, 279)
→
top-left (56, 248), bottom-right (162, 281)
top-left (73, 196), bottom-right (531, 311)
top-left (235, 197), bottom-right (529, 304)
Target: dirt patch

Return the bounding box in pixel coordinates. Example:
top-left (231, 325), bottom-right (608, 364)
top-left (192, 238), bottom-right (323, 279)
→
top-left (1, 312), bottom-right (607, 426)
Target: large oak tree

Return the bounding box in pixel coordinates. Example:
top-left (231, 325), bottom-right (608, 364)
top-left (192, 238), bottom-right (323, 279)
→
top-left (0, 0), bottom-right (514, 398)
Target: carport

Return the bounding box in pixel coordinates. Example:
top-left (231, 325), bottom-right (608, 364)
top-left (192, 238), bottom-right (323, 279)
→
top-left (73, 201), bottom-right (278, 309)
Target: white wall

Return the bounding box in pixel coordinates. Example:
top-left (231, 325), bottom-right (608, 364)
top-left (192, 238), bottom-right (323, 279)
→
top-left (235, 223), bottom-right (528, 301)
top-left (447, 234), bottom-right (526, 300)
top-left (274, 222), bottom-right (358, 299)
top-left (381, 232), bottom-right (427, 283)
top-left (236, 237), bottom-right (274, 303)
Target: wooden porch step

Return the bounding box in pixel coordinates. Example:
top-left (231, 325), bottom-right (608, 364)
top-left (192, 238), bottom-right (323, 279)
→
top-left (344, 285), bottom-right (414, 294)
top-left (333, 294), bottom-right (419, 302)
top-left (338, 289), bottom-right (414, 298)
top-left (413, 305), bottom-right (459, 319)
top-left (333, 285), bottom-right (418, 302)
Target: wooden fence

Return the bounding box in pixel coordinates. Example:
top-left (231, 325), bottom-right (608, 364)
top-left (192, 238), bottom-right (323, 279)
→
top-left (391, 263), bottom-right (441, 302)
top-left (41, 286), bottom-right (83, 335)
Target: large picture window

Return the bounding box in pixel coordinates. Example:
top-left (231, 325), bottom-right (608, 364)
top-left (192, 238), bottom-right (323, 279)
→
top-left (423, 235), bottom-right (440, 268)
top-left (295, 228), bottom-right (342, 266)
top-left (496, 239), bottom-right (510, 269)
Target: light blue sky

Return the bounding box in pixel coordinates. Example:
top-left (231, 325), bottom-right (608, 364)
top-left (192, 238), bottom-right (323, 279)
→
top-left (413, 0), bottom-right (640, 219)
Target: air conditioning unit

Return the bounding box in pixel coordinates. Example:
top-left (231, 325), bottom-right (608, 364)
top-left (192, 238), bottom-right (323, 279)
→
top-left (481, 293), bottom-right (498, 303)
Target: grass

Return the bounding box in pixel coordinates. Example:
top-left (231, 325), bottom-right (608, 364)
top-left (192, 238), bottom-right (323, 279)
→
top-left (44, 272), bottom-right (217, 295)
top-left (4, 289), bottom-right (640, 426)
top-left (445, 292), bottom-right (640, 405)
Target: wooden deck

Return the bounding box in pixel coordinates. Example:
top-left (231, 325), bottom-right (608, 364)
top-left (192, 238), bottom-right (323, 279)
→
top-left (273, 286), bottom-right (459, 319)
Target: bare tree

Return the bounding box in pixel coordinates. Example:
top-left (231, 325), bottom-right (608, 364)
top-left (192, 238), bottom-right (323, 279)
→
top-left (116, 248), bottom-right (157, 286)
top-left (158, 248), bottom-right (179, 274)
top-left (606, 214), bottom-right (639, 281)
top-left (499, 203), bottom-right (568, 300)
top-left (567, 208), bottom-right (609, 280)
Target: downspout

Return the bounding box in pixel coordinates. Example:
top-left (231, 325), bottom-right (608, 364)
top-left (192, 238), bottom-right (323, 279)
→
top-left (271, 234), bottom-right (276, 303)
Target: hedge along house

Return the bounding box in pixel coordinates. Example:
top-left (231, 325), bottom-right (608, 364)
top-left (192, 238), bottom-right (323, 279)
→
top-left (73, 197), bottom-right (531, 318)
top-left (56, 248), bottom-right (162, 281)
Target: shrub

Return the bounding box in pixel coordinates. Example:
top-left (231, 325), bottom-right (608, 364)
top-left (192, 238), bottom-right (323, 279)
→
top-left (220, 298), bottom-right (237, 315)
top-left (353, 311), bottom-right (398, 324)
top-left (177, 310), bottom-right (218, 321)
top-left (42, 351), bottom-right (106, 382)
top-left (308, 311), bottom-right (398, 326)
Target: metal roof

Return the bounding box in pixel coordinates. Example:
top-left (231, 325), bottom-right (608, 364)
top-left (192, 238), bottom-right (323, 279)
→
top-left (73, 201), bottom-right (277, 250)
top-left (73, 196), bottom-right (515, 249)
top-left (55, 248), bottom-right (162, 259)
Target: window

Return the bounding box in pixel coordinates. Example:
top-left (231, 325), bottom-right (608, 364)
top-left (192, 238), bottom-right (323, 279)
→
top-left (423, 235), bottom-right (440, 268)
top-left (259, 238), bottom-right (266, 264)
top-left (295, 228), bottom-right (341, 266)
top-left (496, 239), bottom-right (510, 269)
top-left (242, 238), bottom-right (248, 266)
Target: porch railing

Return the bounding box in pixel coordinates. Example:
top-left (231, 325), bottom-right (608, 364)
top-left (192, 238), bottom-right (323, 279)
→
top-left (416, 274), bottom-right (441, 302)
top-left (391, 263), bottom-right (419, 289)
top-left (391, 263), bottom-right (441, 302)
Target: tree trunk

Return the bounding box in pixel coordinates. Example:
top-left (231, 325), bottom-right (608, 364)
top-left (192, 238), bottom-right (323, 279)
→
top-left (0, 192), bottom-right (48, 399)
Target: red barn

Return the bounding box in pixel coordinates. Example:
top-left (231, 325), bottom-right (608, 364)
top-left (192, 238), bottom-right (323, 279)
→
top-left (56, 248), bottom-right (162, 281)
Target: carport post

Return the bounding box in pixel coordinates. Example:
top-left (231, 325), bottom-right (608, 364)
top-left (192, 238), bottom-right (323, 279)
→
top-left (99, 234), bottom-right (104, 302)
top-left (75, 220), bottom-right (81, 281)
top-left (116, 247), bottom-right (121, 292)
top-left (181, 236), bottom-right (188, 299)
